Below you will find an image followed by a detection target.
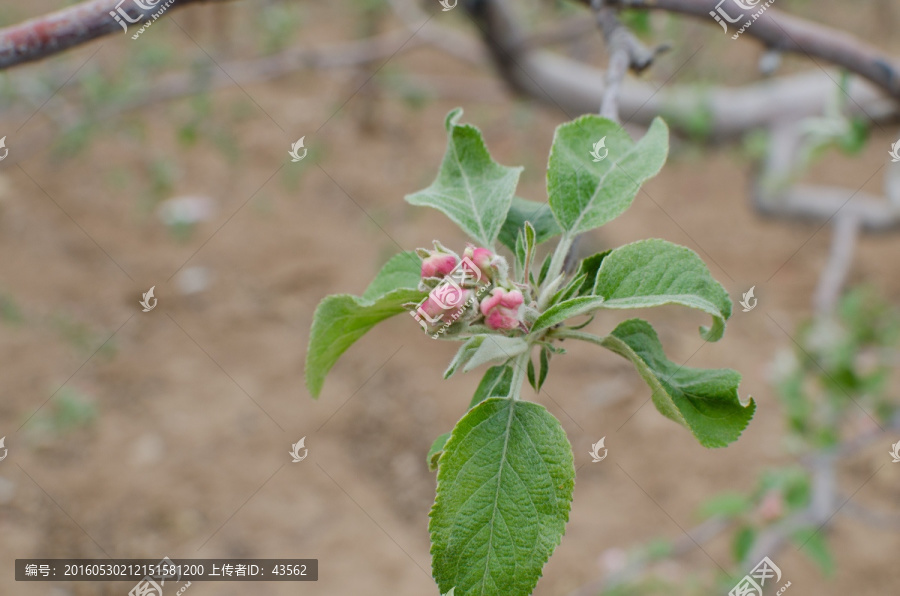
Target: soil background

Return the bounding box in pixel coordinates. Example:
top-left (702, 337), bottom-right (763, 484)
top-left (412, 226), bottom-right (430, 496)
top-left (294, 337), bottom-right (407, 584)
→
top-left (0, 1), bottom-right (898, 595)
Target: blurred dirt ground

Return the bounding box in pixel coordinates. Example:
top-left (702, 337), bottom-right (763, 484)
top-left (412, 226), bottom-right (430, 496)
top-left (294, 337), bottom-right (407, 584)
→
top-left (0, 1), bottom-right (899, 595)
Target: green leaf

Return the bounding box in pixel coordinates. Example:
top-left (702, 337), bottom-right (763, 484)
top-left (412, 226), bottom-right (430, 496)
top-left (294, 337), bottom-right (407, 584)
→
top-left (599, 319), bottom-right (754, 448)
top-left (469, 365), bottom-right (515, 409)
top-left (498, 197), bottom-right (561, 251)
top-left (535, 252), bottom-right (553, 286)
top-left (430, 398), bottom-right (575, 596)
top-left (547, 116), bottom-right (668, 235)
top-left (574, 250), bottom-right (611, 295)
top-left (305, 288), bottom-right (425, 397)
top-left (406, 108), bottom-right (523, 247)
top-left (698, 493), bottom-right (751, 519)
top-left (445, 335), bottom-right (529, 378)
top-left (537, 346), bottom-right (550, 391)
top-left (593, 239), bottom-right (732, 341)
top-left (549, 272), bottom-right (587, 307)
top-left (445, 336), bottom-right (488, 379)
top-left (523, 221), bottom-right (536, 270)
top-left (514, 227), bottom-right (527, 273)
top-left (428, 432), bottom-right (452, 472)
top-left (527, 356), bottom-right (537, 391)
top-left (464, 336), bottom-right (529, 373)
top-left (531, 296), bottom-right (607, 334)
top-left (793, 527), bottom-right (835, 576)
top-left (733, 525), bottom-right (757, 563)
top-left (361, 251), bottom-right (422, 301)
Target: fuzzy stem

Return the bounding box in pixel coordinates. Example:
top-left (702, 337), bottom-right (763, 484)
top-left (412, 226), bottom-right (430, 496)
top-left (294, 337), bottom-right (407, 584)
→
top-left (508, 351), bottom-right (531, 400)
top-left (550, 328), bottom-right (605, 346)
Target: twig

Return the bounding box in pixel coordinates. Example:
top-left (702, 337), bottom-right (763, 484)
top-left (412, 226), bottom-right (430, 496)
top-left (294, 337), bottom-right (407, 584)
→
top-left (753, 119), bottom-right (900, 232)
top-left (579, 0), bottom-right (900, 101)
top-left (592, 0), bottom-right (667, 121)
top-left (814, 211), bottom-right (861, 315)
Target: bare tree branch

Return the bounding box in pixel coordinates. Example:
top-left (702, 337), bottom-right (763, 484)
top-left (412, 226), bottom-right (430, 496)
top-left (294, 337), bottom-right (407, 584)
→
top-left (584, 0), bottom-right (900, 101)
top-left (592, 0), bottom-right (666, 121)
top-left (404, 0), bottom-right (896, 136)
top-left (0, 0), bottom-right (228, 70)
top-left (814, 212), bottom-right (861, 315)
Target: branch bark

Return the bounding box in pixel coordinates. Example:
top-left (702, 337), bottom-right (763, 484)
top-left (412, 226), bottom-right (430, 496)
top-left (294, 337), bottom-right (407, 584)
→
top-left (427, 0), bottom-right (897, 137)
top-left (586, 0), bottom-right (900, 101)
top-left (0, 0), bottom-right (229, 70)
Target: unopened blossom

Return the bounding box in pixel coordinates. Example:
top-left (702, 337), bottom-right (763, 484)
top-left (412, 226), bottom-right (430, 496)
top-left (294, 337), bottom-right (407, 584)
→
top-left (463, 244), bottom-right (495, 281)
top-left (757, 490), bottom-right (784, 522)
top-left (480, 288), bottom-right (524, 330)
top-left (421, 250), bottom-right (458, 279)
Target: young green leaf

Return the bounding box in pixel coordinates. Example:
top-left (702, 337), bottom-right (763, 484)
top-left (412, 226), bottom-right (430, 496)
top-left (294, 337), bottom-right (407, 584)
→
top-left (463, 335), bottom-right (529, 373)
top-left (574, 250), bottom-right (611, 295)
top-left (793, 527), bottom-right (835, 576)
top-left (599, 318), bottom-right (755, 448)
top-left (536, 251), bottom-right (553, 286)
top-left (361, 251), bottom-right (423, 301)
top-left (305, 288), bottom-right (425, 398)
top-left (430, 397), bottom-right (575, 596)
top-left (445, 336), bottom-right (488, 379)
top-left (445, 335), bottom-right (529, 377)
top-left (537, 346), bottom-right (550, 391)
top-left (406, 108), bottom-right (523, 247)
top-left (524, 220), bottom-right (536, 257)
top-left (306, 251), bottom-right (427, 397)
top-left (593, 238), bottom-right (732, 341)
top-left (514, 227), bottom-right (527, 274)
top-left (468, 365), bottom-right (515, 408)
top-left (549, 272), bottom-right (588, 307)
top-left (697, 493), bottom-right (752, 519)
top-left (733, 525), bottom-right (757, 563)
top-left (427, 432), bottom-right (452, 472)
top-left (527, 356), bottom-right (537, 391)
top-left (531, 296), bottom-right (607, 334)
top-left (498, 197), bottom-right (561, 251)
top-left (547, 116), bottom-right (668, 235)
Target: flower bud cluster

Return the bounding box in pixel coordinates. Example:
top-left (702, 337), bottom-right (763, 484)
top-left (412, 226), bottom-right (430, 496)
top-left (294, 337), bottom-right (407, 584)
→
top-left (411, 242), bottom-right (526, 335)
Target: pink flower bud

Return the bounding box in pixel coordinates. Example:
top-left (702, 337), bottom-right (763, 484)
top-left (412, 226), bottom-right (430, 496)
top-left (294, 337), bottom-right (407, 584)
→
top-left (421, 251), bottom-right (458, 279)
top-left (480, 288), bottom-right (524, 330)
top-left (757, 491), bottom-right (784, 522)
top-left (464, 245), bottom-right (495, 280)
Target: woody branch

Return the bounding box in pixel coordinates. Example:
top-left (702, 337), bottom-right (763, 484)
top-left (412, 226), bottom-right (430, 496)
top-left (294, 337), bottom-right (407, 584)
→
top-left (0, 0), bottom-right (230, 70)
